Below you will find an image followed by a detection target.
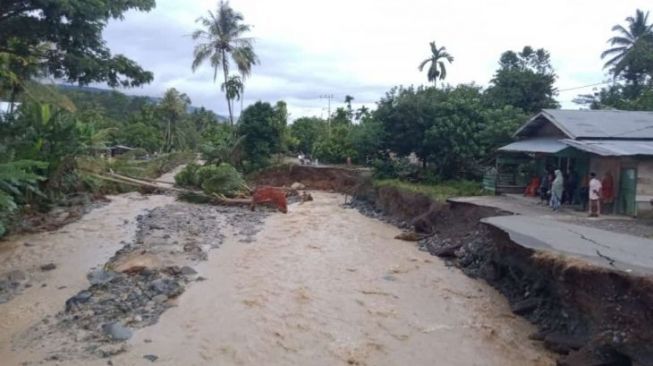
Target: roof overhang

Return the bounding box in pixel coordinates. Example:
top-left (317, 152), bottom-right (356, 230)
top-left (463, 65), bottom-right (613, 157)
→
top-left (513, 110), bottom-right (575, 139)
top-left (562, 139), bottom-right (653, 157)
top-left (498, 138), bottom-right (568, 154)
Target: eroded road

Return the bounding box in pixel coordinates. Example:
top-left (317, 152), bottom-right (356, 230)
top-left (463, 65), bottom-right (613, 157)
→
top-left (1, 191), bottom-right (554, 365)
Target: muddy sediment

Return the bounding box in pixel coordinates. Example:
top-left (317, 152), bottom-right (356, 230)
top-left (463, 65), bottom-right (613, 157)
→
top-left (349, 183), bottom-right (653, 365)
top-left (13, 201), bottom-right (266, 363)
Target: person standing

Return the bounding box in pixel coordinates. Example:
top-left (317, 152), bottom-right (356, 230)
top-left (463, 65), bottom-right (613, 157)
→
top-left (601, 171), bottom-right (615, 214)
top-left (550, 170), bottom-right (564, 211)
top-left (589, 172), bottom-right (603, 217)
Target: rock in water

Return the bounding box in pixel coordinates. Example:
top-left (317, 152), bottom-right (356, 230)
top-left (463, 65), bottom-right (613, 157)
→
top-left (7, 270), bottom-right (27, 282)
top-left (40, 263), bottom-right (57, 271)
top-left (87, 269), bottom-right (116, 285)
top-left (291, 182), bottom-right (306, 190)
top-left (143, 354), bottom-right (159, 362)
top-left (102, 322), bottom-right (133, 341)
top-left (180, 266), bottom-right (197, 276)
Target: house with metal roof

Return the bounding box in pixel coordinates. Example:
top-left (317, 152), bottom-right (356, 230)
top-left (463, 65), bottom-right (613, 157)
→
top-left (493, 109), bottom-right (653, 216)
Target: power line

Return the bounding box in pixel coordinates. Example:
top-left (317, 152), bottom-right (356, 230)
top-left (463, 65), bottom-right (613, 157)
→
top-left (558, 81), bottom-right (609, 92)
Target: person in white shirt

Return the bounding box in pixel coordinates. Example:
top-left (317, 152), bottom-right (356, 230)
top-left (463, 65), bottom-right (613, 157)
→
top-left (589, 172), bottom-right (602, 217)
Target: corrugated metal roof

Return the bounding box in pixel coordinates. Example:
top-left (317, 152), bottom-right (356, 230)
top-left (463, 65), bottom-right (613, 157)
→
top-left (516, 109), bottom-right (653, 139)
top-left (498, 138), bottom-right (568, 154)
top-left (562, 139), bottom-right (653, 156)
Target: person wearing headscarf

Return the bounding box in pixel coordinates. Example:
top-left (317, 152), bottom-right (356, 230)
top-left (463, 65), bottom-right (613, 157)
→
top-left (550, 169), bottom-right (564, 211)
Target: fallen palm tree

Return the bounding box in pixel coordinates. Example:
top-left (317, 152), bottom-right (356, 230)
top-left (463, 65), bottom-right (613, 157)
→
top-left (85, 166), bottom-right (289, 213)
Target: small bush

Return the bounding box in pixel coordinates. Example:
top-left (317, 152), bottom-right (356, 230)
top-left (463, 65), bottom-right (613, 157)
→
top-left (174, 163), bottom-right (201, 188)
top-left (175, 162), bottom-right (245, 198)
top-left (197, 164), bottom-right (245, 197)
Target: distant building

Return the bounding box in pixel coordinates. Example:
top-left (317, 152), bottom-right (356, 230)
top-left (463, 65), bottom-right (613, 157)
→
top-left (493, 109), bottom-right (653, 216)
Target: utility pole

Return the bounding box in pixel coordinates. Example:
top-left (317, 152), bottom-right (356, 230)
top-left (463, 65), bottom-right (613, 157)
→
top-left (320, 94), bottom-right (334, 131)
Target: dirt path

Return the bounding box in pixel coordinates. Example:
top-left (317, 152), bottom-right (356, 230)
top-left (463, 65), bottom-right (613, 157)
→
top-left (103, 192), bottom-right (553, 366)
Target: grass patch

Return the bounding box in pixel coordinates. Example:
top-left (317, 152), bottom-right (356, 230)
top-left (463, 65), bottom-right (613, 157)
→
top-left (374, 179), bottom-right (487, 202)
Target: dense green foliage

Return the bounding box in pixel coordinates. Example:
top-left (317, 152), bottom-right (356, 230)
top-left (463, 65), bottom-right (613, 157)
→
top-left (174, 162), bottom-right (245, 198)
top-left (0, 0), bottom-right (155, 90)
top-left (237, 101), bottom-right (287, 171)
top-left (485, 46), bottom-right (559, 114)
top-left (577, 9), bottom-right (653, 109)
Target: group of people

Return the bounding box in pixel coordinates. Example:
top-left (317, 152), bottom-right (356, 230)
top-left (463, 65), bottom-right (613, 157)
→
top-left (526, 168), bottom-right (614, 217)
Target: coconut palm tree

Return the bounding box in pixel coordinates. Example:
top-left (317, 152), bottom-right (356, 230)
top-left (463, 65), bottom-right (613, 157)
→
top-left (418, 42), bottom-right (454, 87)
top-left (191, 1), bottom-right (259, 125)
top-left (601, 9), bottom-right (653, 79)
top-left (221, 75), bottom-right (243, 118)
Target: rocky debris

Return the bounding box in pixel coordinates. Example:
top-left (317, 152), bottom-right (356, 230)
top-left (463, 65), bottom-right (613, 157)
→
top-left (40, 263), bottom-right (57, 271)
top-left (88, 269), bottom-right (118, 286)
top-left (143, 354), bottom-right (159, 362)
top-left (290, 182), bottom-right (306, 190)
top-left (23, 200), bottom-right (267, 361)
top-left (0, 269), bottom-right (29, 304)
top-left (349, 185), bottom-right (653, 365)
top-left (511, 297), bottom-right (540, 316)
top-left (102, 322), bottom-right (133, 341)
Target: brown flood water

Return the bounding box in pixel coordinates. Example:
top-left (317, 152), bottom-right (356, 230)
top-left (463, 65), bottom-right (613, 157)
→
top-left (1, 191), bottom-right (554, 365)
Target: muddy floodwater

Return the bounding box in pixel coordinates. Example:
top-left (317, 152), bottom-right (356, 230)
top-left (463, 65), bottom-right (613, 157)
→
top-left (0, 191), bottom-right (554, 365)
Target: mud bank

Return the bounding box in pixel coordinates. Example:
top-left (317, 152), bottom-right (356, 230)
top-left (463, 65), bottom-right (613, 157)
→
top-left (350, 185), bottom-right (653, 366)
top-left (252, 164), bottom-right (368, 192)
top-left (9, 201), bottom-right (266, 364)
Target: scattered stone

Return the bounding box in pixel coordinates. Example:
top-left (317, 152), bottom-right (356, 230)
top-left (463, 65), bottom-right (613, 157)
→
top-left (23, 242), bottom-right (35, 247)
top-left (429, 244), bottom-right (462, 258)
top-left (102, 322), bottom-right (133, 341)
top-left (144, 338), bottom-right (153, 343)
top-left (40, 263), bottom-right (57, 271)
top-left (383, 274), bottom-right (398, 282)
top-left (290, 182), bottom-right (306, 190)
top-left (0, 294), bottom-right (9, 304)
top-left (152, 294), bottom-right (168, 304)
top-left (511, 298), bottom-right (540, 316)
top-left (87, 269), bottom-right (117, 286)
top-left (143, 354), bottom-right (159, 362)
top-left (543, 333), bottom-right (585, 354)
top-left (196, 276), bottom-right (207, 282)
top-left (65, 291), bottom-right (93, 312)
top-left (180, 266), bottom-right (197, 276)
top-left (97, 344), bottom-right (128, 358)
top-left (7, 270), bottom-right (27, 282)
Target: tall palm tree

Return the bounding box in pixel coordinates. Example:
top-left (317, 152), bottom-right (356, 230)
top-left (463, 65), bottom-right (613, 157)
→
top-left (221, 75), bottom-right (243, 117)
top-left (191, 1), bottom-right (259, 126)
top-left (418, 41), bottom-right (454, 87)
top-left (601, 9), bottom-right (653, 79)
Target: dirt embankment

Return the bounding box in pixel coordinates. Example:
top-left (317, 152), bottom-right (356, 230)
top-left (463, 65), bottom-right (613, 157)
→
top-left (252, 164), bottom-right (368, 192)
top-left (350, 183), bottom-right (653, 366)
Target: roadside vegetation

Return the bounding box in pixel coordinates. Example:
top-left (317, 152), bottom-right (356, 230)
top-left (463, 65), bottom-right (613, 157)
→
top-left (2, 0), bottom-right (653, 236)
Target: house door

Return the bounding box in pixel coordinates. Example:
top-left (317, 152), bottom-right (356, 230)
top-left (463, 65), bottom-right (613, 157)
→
top-left (618, 168), bottom-right (637, 216)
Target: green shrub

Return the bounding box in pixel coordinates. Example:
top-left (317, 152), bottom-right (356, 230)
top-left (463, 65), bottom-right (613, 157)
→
top-left (175, 162), bottom-right (245, 198)
top-left (374, 179), bottom-right (487, 202)
top-left (197, 163), bottom-right (245, 197)
top-left (174, 163), bottom-right (201, 188)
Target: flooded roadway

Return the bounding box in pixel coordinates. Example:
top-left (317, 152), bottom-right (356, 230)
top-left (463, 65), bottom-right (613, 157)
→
top-left (0, 191), bottom-right (554, 365)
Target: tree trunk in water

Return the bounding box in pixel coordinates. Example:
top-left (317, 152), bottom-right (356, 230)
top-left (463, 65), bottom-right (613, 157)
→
top-left (222, 53), bottom-right (233, 126)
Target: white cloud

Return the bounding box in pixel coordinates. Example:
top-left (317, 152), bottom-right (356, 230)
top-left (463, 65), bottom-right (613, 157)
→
top-left (103, 0), bottom-right (653, 118)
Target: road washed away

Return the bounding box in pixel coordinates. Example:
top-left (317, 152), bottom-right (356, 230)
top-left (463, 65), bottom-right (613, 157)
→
top-left (0, 191), bottom-right (553, 365)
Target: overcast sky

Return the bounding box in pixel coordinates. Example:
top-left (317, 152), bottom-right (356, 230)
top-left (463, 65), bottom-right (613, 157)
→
top-left (103, 0), bottom-right (652, 120)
